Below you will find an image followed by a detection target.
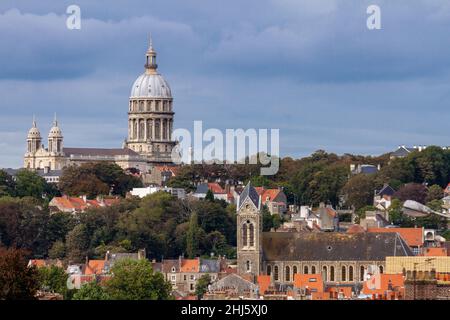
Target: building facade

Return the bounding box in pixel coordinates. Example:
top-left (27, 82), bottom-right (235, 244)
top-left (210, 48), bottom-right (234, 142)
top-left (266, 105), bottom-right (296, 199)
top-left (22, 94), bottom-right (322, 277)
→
top-left (24, 38), bottom-right (176, 172)
top-left (236, 183), bottom-right (414, 289)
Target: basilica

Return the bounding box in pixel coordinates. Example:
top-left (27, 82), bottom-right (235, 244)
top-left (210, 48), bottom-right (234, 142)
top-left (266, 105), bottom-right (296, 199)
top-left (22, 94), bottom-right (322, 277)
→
top-left (24, 39), bottom-right (176, 172)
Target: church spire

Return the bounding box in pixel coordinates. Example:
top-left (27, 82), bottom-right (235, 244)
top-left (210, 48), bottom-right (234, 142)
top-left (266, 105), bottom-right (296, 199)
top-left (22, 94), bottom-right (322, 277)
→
top-left (53, 113), bottom-right (58, 127)
top-left (145, 34), bottom-right (158, 73)
top-left (32, 115), bottom-right (37, 128)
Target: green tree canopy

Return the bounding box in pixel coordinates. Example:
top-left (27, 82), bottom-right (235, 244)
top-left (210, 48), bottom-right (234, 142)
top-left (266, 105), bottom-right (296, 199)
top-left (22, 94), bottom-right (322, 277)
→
top-left (72, 281), bottom-right (110, 300)
top-left (105, 258), bottom-right (172, 300)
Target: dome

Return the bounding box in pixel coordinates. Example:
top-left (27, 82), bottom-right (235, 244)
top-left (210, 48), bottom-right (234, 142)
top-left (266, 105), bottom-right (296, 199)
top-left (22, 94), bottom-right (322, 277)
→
top-left (27, 119), bottom-right (41, 138)
top-left (130, 73), bottom-right (172, 98)
top-left (48, 117), bottom-right (62, 138)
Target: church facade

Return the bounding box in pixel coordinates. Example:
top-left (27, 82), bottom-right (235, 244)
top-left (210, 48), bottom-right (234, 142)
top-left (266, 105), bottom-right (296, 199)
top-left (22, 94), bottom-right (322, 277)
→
top-left (236, 183), bottom-right (414, 289)
top-left (24, 39), bottom-right (176, 172)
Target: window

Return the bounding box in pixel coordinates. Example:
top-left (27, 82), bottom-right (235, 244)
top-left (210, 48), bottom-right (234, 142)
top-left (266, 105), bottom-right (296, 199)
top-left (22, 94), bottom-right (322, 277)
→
top-left (322, 266), bottom-right (327, 282)
top-left (246, 261), bottom-right (251, 272)
top-left (190, 283), bottom-right (194, 291)
top-left (349, 266), bottom-right (354, 282)
top-left (171, 267), bottom-right (176, 273)
top-left (304, 266), bottom-right (309, 274)
top-left (379, 265), bottom-right (384, 274)
top-left (285, 266), bottom-right (290, 282)
top-left (249, 223), bottom-right (254, 247)
top-left (171, 275), bottom-right (176, 282)
top-left (267, 265), bottom-right (272, 276)
top-left (183, 275), bottom-right (187, 281)
top-left (341, 266), bottom-right (346, 282)
top-left (190, 275), bottom-right (195, 280)
top-left (360, 266), bottom-right (365, 281)
top-left (330, 266), bottom-right (335, 281)
top-left (293, 266), bottom-right (298, 276)
top-left (311, 266), bottom-right (316, 274)
top-left (309, 278), bottom-right (317, 282)
top-left (274, 266), bottom-right (279, 281)
top-left (242, 224), bottom-right (248, 247)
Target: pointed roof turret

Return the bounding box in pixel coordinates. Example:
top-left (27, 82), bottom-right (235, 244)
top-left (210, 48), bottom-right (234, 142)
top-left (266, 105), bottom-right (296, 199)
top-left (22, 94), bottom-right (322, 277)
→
top-left (238, 181), bottom-right (261, 210)
top-left (27, 116), bottom-right (41, 138)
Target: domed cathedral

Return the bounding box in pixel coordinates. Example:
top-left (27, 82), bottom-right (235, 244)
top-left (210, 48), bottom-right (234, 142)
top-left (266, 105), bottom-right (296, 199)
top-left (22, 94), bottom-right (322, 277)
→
top-left (236, 182), bottom-right (263, 281)
top-left (24, 115), bottom-right (66, 171)
top-left (124, 37), bottom-right (176, 165)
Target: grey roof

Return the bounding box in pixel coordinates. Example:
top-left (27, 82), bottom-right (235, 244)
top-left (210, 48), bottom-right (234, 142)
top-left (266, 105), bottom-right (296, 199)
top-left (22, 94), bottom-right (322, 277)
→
top-left (200, 259), bottom-right (220, 273)
top-left (376, 184), bottom-right (396, 197)
top-left (208, 273), bottom-right (257, 294)
top-left (63, 147), bottom-right (139, 157)
top-left (36, 169), bottom-right (62, 177)
top-left (262, 232), bottom-right (413, 261)
top-left (1, 168), bottom-right (20, 176)
top-left (194, 183), bottom-right (209, 194)
top-left (238, 182), bottom-right (260, 210)
top-left (391, 146), bottom-right (415, 157)
top-left (130, 73), bottom-right (172, 98)
top-left (161, 259), bottom-right (180, 273)
top-left (360, 165), bottom-right (378, 174)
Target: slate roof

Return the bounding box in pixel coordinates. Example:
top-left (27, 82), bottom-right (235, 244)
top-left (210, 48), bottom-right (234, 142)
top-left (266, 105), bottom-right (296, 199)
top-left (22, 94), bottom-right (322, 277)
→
top-left (261, 232), bottom-right (413, 261)
top-left (238, 182), bottom-right (260, 210)
top-left (360, 165), bottom-right (378, 174)
top-left (194, 183), bottom-right (209, 194)
top-left (200, 259), bottom-right (220, 273)
top-left (208, 273), bottom-right (257, 294)
top-left (391, 146), bottom-right (416, 158)
top-left (63, 147), bottom-right (139, 157)
top-left (376, 184), bottom-right (396, 197)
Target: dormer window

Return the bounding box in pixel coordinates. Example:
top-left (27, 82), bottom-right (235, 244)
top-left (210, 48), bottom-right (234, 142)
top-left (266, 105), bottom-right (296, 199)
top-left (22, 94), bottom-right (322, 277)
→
top-left (171, 267), bottom-right (176, 273)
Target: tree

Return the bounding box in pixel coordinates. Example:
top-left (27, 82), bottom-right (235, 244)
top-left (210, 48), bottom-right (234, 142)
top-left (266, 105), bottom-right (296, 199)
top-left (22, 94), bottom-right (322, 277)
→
top-left (105, 259), bottom-right (172, 300)
top-left (48, 241), bottom-right (66, 259)
top-left (65, 224), bottom-right (90, 263)
top-left (195, 274), bottom-right (211, 299)
top-left (72, 281), bottom-right (110, 300)
top-left (388, 199), bottom-right (413, 227)
top-left (37, 266), bottom-right (68, 298)
top-left (205, 189), bottom-right (215, 202)
top-left (0, 170), bottom-right (16, 197)
top-left (0, 247), bottom-right (39, 300)
top-left (426, 184), bottom-right (444, 202)
top-left (186, 212), bottom-right (200, 258)
top-left (341, 174), bottom-right (375, 210)
top-left (14, 169), bottom-right (53, 200)
top-left (394, 183), bottom-right (427, 203)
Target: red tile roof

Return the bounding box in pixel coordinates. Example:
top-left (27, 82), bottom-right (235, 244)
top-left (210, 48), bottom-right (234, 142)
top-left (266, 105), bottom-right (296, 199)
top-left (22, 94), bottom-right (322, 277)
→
top-left (347, 224), bottom-right (366, 234)
top-left (207, 183), bottom-right (226, 194)
top-left (85, 260), bottom-right (105, 275)
top-left (180, 259), bottom-right (199, 273)
top-left (362, 274), bottom-right (405, 296)
top-left (257, 275), bottom-right (271, 294)
top-left (293, 274), bottom-right (324, 293)
top-left (423, 247), bottom-right (447, 256)
top-left (261, 189), bottom-right (281, 203)
top-left (367, 227), bottom-right (423, 247)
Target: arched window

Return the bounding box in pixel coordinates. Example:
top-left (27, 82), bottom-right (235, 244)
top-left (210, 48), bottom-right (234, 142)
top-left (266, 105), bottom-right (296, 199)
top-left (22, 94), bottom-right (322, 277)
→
top-left (379, 265), bottom-right (384, 274)
top-left (341, 266), bottom-right (346, 282)
top-left (147, 120), bottom-right (152, 140)
top-left (242, 224), bottom-right (248, 247)
top-left (274, 266), bottom-right (279, 281)
top-left (293, 266), bottom-right (298, 276)
top-left (349, 266), bottom-right (354, 282)
top-left (304, 266), bottom-right (309, 274)
top-left (360, 266), bottom-right (365, 281)
top-left (246, 261), bottom-right (251, 272)
top-left (249, 223), bottom-right (255, 247)
top-left (322, 266), bottom-right (328, 282)
top-left (155, 119), bottom-right (160, 140)
top-left (267, 265), bottom-right (272, 276)
top-left (285, 266), bottom-right (291, 282)
top-left (311, 266), bottom-right (316, 274)
top-left (330, 266), bottom-right (335, 281)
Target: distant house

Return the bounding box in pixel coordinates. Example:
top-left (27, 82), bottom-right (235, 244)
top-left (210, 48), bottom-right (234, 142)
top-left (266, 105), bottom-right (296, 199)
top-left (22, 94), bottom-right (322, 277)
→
top-left (144, 165), bottom-right (179, 186)
top-left (362, 273), bottom-right (405, 299)
top-left (48, 195), bottom-right (120, 214)
top-left (389, 145), bottom-right (450, 159)
top-left (193, 182), bottom-right (229, 202)
top-left (373, 184), bottom-right (396, 211)
top-left (314, 203), bottom-right (339, 231)
top-left (255, 187), bottom-right (287, 215)
top-left (3, 167), bottom-right (62, 184)
top-left (350, 164), bottom-right (379, 175)
top-left (204, 273), bottom-right (259, 299)
top-left (367, 227), bottom-right (424, 255)
top-left (360, 211), bottom-right (390, 229)
top-left (130, 186), bottom-right (186, 199)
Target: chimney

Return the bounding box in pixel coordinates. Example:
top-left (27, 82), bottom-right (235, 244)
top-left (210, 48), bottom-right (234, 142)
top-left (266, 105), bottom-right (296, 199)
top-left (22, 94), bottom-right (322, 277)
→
top-left (44, 166), bottom-right (50, 174)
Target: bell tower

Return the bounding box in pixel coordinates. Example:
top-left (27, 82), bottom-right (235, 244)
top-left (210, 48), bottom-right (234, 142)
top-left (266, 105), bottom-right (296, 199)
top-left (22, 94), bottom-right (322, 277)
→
top-left (236, 182), bottom-right (262, 281)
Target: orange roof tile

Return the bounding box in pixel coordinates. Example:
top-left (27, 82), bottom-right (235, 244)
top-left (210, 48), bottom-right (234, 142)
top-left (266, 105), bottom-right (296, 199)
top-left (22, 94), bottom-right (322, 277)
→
top-left (85, 260), bottom-right (105, 275)
top-left (29, 259), bottom-right (46, 267)
top-left (257, 275), bottom-right (271, 294)
top-left (423, 247), bottom-right (447, 256)
top-left (367, 227), bottom-right (423, 247)
top-left (180, 259), bottom-right (199, 273)
top-left (347, 224), bottom-right (366, 234)
top-left (293, 274), bottom-right (324, 293)
top-left (362, 274), bottom-right (404, 296)
top-left (207, 183), bottom-right (226, 194)
top-left (261, 189), bottom-right (281, 203)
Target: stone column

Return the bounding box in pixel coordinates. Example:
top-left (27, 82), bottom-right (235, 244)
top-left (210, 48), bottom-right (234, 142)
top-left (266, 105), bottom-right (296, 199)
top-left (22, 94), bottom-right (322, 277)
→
top-left (144, 118), bottom-right (147, 141)
top-left (152, 119), bottom-right (156, 141)
top-left (160, 118), bottom-right (164, 141)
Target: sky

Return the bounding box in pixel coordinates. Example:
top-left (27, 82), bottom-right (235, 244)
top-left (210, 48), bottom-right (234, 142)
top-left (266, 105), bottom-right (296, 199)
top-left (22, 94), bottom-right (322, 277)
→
top-left (1, 0), bottom-right (450, 168)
